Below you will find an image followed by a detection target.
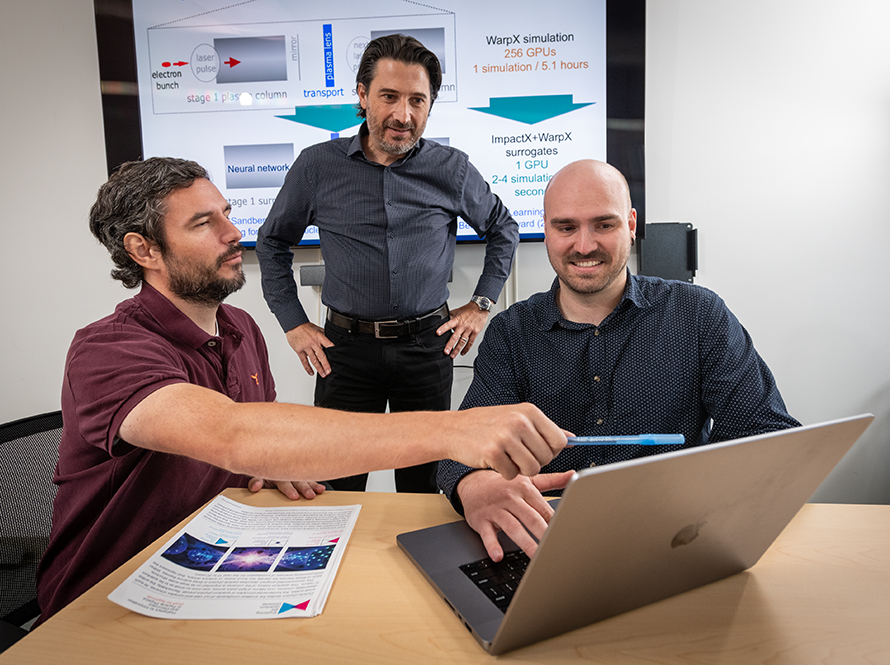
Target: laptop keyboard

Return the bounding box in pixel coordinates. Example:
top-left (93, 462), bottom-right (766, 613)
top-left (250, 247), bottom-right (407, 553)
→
top-left (459, 550), bottom-right (530, 612)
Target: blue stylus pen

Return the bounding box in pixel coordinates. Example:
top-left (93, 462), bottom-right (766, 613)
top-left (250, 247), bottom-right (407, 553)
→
top-left (567, 434), bottom-right (685, 446)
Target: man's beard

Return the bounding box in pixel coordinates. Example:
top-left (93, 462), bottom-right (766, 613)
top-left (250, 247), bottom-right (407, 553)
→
top-left (165, 243), bottom-right (246, 306)
top-left (548, 247), bottom-right (628, 296)
top-left (371, 118), bottom-right (422, 156)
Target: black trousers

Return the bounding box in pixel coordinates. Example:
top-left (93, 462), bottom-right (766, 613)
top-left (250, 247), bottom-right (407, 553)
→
top-left (315, 318), bottom-right (453, 493)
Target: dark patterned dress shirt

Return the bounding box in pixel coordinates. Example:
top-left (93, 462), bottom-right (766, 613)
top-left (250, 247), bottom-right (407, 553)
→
top-left (256, 123), bottom-right (519, 330)
top-left (437, 273), bottom-right (800, 511)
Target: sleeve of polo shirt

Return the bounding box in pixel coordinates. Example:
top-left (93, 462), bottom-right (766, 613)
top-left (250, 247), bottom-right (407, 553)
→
top-left (458, 160), bottom-right (519, 302)
top-left (437, 314), bottom-right (522, 512)
top-left (256, 153), bottom-right (315, 332)
top-left (63, 327), bottom-right (194, 457)
top-left (697, 291), bottom-right (801, 443)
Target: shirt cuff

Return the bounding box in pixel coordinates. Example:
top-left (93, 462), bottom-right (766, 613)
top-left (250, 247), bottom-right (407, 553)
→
top-left (441, 465), bottom-right (480, 516)
top-left (472, 274), bottom-right (507, 304)
top-left (274, 301), bottom-right (311, 332)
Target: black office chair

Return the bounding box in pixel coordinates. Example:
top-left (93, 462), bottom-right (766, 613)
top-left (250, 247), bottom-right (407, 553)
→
top-left (0, 410), bottom-right (62, 652)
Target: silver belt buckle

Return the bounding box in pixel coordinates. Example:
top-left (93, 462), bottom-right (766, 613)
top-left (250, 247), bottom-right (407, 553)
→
top-left (373, 319), bottom-right (401, 339)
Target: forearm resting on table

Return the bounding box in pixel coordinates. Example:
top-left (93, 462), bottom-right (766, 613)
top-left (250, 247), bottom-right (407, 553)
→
top-left (119, 383), bottom-right (566, 482)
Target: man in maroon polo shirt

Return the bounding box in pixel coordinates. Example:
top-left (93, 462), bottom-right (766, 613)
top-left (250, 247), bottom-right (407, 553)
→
top-left (35, 158), bottom-right (567, 622)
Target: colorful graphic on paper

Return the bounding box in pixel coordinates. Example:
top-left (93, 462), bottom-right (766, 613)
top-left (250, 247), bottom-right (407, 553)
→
top-left (161, 533), bottom-right (229, 571)
top-left (217, 546), bottom-right (285, 572)
top-left (273, 545), bottom-right (336, 571)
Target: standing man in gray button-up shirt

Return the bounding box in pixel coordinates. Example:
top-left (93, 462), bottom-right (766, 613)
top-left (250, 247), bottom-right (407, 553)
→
top-left (256, 34), bottom-right (519, 493)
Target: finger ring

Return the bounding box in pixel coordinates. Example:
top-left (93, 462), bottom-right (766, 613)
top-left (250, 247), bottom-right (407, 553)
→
top-left (460, 336), bottom-right (469, 342)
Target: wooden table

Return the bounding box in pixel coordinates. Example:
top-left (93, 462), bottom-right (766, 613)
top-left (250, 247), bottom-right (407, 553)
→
top-left (5, 490), bottom-right (889, 663)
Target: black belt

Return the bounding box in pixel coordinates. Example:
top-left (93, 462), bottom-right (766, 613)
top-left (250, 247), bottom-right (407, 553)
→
top-left (326, 304), bottom-right (449, 339)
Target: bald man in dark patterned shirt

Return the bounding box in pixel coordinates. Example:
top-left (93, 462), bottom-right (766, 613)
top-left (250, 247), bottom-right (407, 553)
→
top-left (437, 160), bottom-right (800, 562)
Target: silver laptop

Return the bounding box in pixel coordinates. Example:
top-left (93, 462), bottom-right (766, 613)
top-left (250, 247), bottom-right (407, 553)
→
top-left (397, 414), bottom-right (873, 654)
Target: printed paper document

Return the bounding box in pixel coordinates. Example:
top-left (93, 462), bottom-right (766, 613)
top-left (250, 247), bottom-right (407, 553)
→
top-left (108, 495), bottom-right (360, 619)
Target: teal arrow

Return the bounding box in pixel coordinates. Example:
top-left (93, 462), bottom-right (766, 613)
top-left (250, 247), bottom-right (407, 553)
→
top-left (469, 94), bottom-right (594, 124)
top-left (276, 105), bottom-right (362, 132)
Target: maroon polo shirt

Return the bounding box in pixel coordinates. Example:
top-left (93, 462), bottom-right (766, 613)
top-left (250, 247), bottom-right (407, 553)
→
top-left (36, 283), bottom-right (276, 621)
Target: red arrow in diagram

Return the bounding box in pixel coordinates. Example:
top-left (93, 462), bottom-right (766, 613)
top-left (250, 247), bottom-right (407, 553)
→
top-left (173, 60), bottom-right (188, 66)
top-left (224, 57), bottom-right (241, 68)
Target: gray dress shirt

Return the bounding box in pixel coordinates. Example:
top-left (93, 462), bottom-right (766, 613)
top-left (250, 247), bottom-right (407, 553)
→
top-left (256, 124), bottom-right (519, 331)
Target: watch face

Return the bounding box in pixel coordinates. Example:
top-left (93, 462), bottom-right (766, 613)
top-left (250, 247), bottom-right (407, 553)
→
top-left (473, 296), bottom-right (492, 311)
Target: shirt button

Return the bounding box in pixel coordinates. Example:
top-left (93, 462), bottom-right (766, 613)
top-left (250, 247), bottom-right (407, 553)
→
top-left (389, 232), bottom-right (394, 238)
top-left (594, 329), bottom-right (601, 336)
top-left (207, 340), bottom-right (217, 347)
top-left (392, 268), bottom-right (398, 274)
top-left (387, 199), bottom-right (393, 205)
top-left (589, 462), bottom-right (597, 468)
top-left (593, 376), bottom-right (601, 382)
top-left (596, 418), bottom-right (604, 425)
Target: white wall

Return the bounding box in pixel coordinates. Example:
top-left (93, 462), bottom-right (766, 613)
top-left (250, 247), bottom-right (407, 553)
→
top-left (2, 0), bottom-right (887, 502)
top-left (0, 0), bottom-right (119, 418)
top-left (645, 0), bottom-right (890, 502)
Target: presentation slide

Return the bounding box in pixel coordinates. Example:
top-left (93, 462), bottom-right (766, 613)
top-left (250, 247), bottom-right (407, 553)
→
top-left (132, 0), bottom-right (607, 246)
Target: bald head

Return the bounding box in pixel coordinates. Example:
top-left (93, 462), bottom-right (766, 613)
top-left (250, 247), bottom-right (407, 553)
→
top-left (544, 159), bottom-right (633, 221)
top-left (542, 160), bottom-right (637, 311)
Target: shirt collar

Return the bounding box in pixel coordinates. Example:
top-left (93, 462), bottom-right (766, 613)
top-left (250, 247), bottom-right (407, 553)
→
top-left (622, 271), bottom-right (653, 310)
top-left (538, 270), bottom-right (652, 331)
top-left (346, 127), bottom-right (366, 158)
top-left (538, 278), bottom-right (566, 331)
top-left (135, 282), bottom-right (242, 350)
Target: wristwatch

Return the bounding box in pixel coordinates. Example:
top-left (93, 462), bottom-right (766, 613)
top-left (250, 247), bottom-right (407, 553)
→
top-left (471, 295), bottom-right (494, 311)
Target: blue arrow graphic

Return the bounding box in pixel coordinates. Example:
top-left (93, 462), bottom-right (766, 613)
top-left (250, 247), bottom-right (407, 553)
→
top-left (276, 104), bottom-right (361, 132)
top-left (469, 94), bottom-right (594, 124)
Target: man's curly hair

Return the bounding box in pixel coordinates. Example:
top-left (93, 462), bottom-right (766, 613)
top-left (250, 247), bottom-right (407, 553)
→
top-left (89, 157), bottom-right (208, 288)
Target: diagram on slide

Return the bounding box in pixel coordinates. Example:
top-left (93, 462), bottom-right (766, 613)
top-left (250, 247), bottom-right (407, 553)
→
top-left (133, 0), bottom-right (607, 245)
top-left (144, 1), bottom-right (457, 118)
